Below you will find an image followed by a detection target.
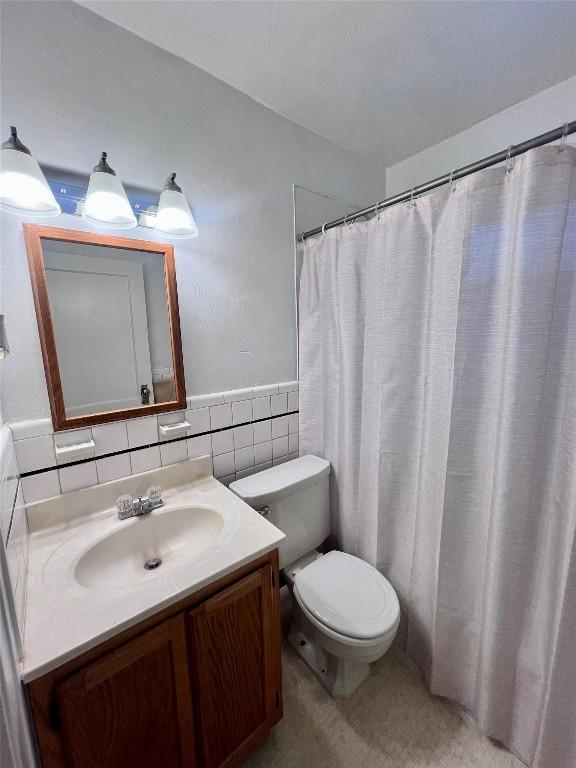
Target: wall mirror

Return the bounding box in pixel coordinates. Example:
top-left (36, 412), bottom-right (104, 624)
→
top-left (24, 225), bottom-right (186, 431)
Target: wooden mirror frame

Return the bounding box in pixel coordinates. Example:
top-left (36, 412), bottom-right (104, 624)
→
top-left (23, 225), bottom-right (187, 431)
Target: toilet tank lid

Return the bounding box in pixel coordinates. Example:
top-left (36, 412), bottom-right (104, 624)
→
top-left (229, 455), bottom-right (330, 505)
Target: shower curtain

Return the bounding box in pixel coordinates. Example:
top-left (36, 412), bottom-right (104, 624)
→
top-left (299, 145), bottom-right (576, 768)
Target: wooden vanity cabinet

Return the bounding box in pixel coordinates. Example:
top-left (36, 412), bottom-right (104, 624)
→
top-left (53, 615), bottom-right (196, 768)
top-left (27, 550), bottom-right (282, 768)
top-left (189, 567), bottom-right (280, 768)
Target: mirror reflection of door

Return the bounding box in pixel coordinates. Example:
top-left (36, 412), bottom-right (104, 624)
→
top-left (42, 239), bottom-right (176, 419)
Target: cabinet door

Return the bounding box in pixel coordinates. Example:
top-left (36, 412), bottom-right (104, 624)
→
top-left (188, 565), bottom-right (282, 768)
top-left (54, 615), bottom-right (196, 768)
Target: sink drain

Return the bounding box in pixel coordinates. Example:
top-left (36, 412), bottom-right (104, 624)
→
top-left (144, 557), bottom-right (162, 571)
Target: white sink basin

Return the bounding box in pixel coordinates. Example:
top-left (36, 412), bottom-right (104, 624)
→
top-left (74, 505), bottom-right (224, 590)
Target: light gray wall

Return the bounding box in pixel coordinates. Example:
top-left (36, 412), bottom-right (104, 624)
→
top-left (386, 76), bottom-right (576, 196)
top-left (0, 1), bottom-right (384, 424)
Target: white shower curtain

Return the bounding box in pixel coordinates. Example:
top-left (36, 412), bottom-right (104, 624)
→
top-left (299, 145), bottom-right (576, 768)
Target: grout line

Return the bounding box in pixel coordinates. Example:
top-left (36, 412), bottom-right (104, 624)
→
top-left (20, 410), bottom-right (299, 478)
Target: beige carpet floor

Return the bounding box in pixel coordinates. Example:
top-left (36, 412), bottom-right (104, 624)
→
top-left (242, 645), bottom-right (526, 768)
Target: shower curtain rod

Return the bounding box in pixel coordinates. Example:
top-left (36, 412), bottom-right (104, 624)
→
top-left (298, 120), bottom-right (576, 241)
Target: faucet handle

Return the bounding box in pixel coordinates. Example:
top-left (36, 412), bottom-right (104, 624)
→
top-left (147, 484), bottom-right (162, 503)
top-left (116, 494), bottom-right (133, 515)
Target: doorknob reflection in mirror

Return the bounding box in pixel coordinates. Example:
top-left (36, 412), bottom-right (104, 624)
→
top-left (141, 384), bottom-right (151, 405)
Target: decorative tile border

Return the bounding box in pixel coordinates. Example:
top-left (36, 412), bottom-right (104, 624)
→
top-left (11, 382), bottom-right (299, 503)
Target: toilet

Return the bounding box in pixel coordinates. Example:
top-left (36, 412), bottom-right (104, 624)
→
top-left (230, 454), bottom-right (400, 699)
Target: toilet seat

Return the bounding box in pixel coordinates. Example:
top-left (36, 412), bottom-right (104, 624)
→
top-left (293, 551), bottom-right (400, 641)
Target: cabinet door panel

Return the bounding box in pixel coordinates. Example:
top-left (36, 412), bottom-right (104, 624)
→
top-left (188, 566), bottom-right (282, 768)
top-left (54, 615), bottom-right (196, 768)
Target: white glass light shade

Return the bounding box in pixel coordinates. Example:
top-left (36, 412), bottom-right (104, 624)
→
top-left (155, 189), bottom-right (198, 239)
top-left (83, 171), bottom-right (136, 229)
top-left (0, 148), bottom-right (61, 217)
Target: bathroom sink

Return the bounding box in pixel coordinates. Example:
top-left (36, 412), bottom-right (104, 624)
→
top-left (74, 505), bottom-right (225, 590)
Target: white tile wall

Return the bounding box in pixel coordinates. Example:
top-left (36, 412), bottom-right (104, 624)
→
top-left (213, 451), bottom-right (235, 478)
top-left (252, 396), bottom-right (271, 420)
top-left (271, 393), bottom-right (288, 416)
top-left (186, 407), bottom-right (210, 436)
top-left (9, 417), bottom-right (52, 441)
top-left (253, 420), bottom-right (272, 444)
top-left (252, 384), bottom-right (279, 397)
top-left (92, 422), bottom-right (128, 455)
top-left (127, 416), bottom-right (158, 448)
top-left (236, 466), bottom-right (256, 480)
top-left (234, 445), bottom-right (254, 472)
top-left (232, 399), bottom-right (252, 425)
top-left (288, 413), bottom-right (299, 434)
top-left (96, 453), bottom-right (131, 483)
top-left (188, 392), bottom-right (225, 409)
top-left (210, 403), bottom-right (233, 430)
top-left (1, 446), bottom-right (18, 545)
top-left (212, 430), bottom-right (234, 456)
top-left (14, 434), bottom-right (56, 474)
top-left (130, 446), bottom-right (161, 474)
top-left (188, 434), bottom-right (212, 458)
top-left (21, 470), bottom-right (60, 503)
top-left (254, 440), bottom-right (273, 465)
top-left (223, 387), bottom-right (252, 403)
top-left (1, 426), bottom-right (28, 646)
top-left (6, 484), bottom-right (28, 640)
top-left (160, 440), bottom-right (188, 466)
top-left (233, 424), bottom-right (253, 450)
top-left (9, 382), bottom-right (299, 504)
top-left (272, 436), bottom-right (289, 459)
top-left (59, 461), bottom-right (98, 493)
top-left (271, 415), bottom-right (289, 439)
top-left (288, 390), bottom-right (299, 412)
top-left (289, 433), bottom-right (299, 454)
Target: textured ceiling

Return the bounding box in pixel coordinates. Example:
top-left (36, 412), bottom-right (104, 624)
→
top-left (78, 1), bottom-right (576, 165)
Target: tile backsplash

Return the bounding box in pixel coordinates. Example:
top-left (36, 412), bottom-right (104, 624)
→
top-left (12, 382), bottom-right (299, 504)
top-left (0, 425), bottom-right (28, 653)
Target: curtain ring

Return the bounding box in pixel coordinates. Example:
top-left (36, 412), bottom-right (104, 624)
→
top-left (344, 213), bottom-right (353, 228)
top-left (321, 223), bottom-right (327, 235)
top-left (449, 169), bottom-right (457, 193)
top-left (560, 122), bottom-right (569, 150)
top-left (409, 187), bottom-right (417, 207)
top-left (506, 145), bottom-right (515, 173)
top-left (375, 201), bottom-right (384, 220)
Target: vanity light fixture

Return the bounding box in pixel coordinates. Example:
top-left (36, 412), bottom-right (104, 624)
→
top-left (83, 152), bottom-right (137, 229)
top-left (0, 126), bottom-right (61, 217)
top-left (155, 173), bottom-right (198, 239)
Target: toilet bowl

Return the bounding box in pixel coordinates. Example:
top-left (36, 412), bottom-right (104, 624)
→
top-left (284, 550), bottom-right (400, 697)
top-left (230, 455), bottom-right (400, 698)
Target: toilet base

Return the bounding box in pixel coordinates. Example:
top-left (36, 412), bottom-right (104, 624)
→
top-left (288, 626), bottom-right (371, 699)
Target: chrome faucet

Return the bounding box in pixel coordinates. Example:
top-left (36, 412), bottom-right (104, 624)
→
top-left (116, 485), bottom-right (163, 520)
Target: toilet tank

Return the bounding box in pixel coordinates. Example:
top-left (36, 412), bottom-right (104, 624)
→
top-left (230, 455), bottom-right (330, 568)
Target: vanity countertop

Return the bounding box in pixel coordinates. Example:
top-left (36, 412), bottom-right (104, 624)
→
top-left (21, 457), bottom-right (284, 683)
